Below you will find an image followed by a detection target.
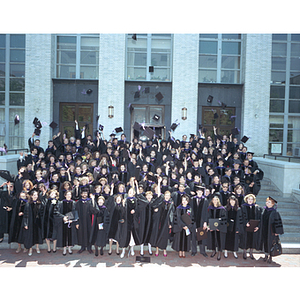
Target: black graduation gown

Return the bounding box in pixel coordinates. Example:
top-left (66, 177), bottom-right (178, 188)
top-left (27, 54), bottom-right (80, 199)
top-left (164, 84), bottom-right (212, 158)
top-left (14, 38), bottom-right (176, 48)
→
top-left (207, 206), bottom-right (227, 251)
top-left (8, 198), bottom-right (27, 244)
top-left (105, 196), bottom-right (122, 241)
top-left (225, 207), bottom-right (243, 251)
top-left (54, 200), bottom-right (78, 247)
top-left (0, 189), bottom-right (15, 238)
top-left (190, 196), bottom-right (209, 245)
top-left (114, 203), bottom-right (127, 247)
top-left (154, 199), bottom-right (175, 250)
top-left (261, 207), bottom-right (284, 253)
top-left (21, 201), bottom-right (45, 249)
top-left (43, 198), bottom-right (59, 239)
top-left (239, 204), bottom-right (263, 250)
top-left (75, 198), bottom-right (94, 248)
top-left (89, 205), bottom-right (110, 247)
top-left (219, 191), bottom-right (231, 207)
top-left (172, 205), bottom-right (194, 252)
top-left (117, 196), bottom-right (141, 248)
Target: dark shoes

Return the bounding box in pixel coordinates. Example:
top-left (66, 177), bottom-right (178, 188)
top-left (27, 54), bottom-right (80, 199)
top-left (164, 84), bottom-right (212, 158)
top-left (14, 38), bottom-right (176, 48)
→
top-left (211, 251), bottom-right (216, 258)
top-left (217, 252), bottom-right (221, 260)
top-left (191, 252), bottom-right (196, 256)
top-left (202, 253), bottom-right (208, 257)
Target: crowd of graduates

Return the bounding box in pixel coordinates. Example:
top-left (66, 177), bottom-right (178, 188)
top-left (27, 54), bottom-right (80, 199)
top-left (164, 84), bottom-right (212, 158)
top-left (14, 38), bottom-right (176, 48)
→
top-left (0, 122), bottom-right (284, 263)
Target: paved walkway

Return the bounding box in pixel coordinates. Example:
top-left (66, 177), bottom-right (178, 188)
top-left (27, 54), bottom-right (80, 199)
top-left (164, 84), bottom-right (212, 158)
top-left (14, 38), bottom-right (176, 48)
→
top-left (0, 246), bottom-right (299, 268)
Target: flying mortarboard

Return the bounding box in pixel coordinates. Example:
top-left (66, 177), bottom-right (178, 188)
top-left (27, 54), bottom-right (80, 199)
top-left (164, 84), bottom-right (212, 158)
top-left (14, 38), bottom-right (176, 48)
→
top-left (214, 112), bottom-right (219, 119)
top-left (170, 120), bottom-right (180, 131)
top-left (231, 127), bottom-right (239, 136)
top-left (241, 136), bottom-right (249, 143)
top-left (133, 122), bottom-right (142, 132)
top-left (114, 127), bottom-right (123, 133)
top-left (86, 89), bottom-right (92, 94)
top-left (149, 66), bottom-right (154, 72)
top-left (34, 128), bottom-right (41, 136)
top-left (155, 92), bottom-right (163, 101)
top-left (152, 114), bottom-right (160, 121)
top-left (49, 121), bottom-right (58, 129)
top-left (144, 127), bottom-right (155, 139)
top-left (134, 91), bottom-right (140, 99)
top-left (207, 95), bottom-right (213, 103)
top-left (14, 115), bottom-right (20, 125)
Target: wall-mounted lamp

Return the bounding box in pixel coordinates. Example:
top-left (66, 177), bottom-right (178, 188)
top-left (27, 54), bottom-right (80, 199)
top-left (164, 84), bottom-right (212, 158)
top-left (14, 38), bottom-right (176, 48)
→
top-left (108, 105), bottom-right (114, 118)
top-left (181, 107), bottom-right (187, 120)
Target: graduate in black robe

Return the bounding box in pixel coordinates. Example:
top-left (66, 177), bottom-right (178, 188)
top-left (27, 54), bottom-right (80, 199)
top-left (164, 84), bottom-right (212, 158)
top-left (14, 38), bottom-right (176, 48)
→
top-left (118, 185), bottom-right (142, 258)
top-left (75, 188), bottom-right (94, 254)
top-left (153, 190), bottom-right (175, 257)
top-left (137, 190), bottom-right (162, 256)
top-left (54, 190), bottom-right (78, 255)
top-left (43, 189), bottom-right (59, 253)
top-left (239, 194), bottom-right (263, 260)
top-left (224, 195), bottom-right (243, 259)
top-left (172, 194), bottom-right (194, 258)
top-left (106, 194), bottom-right (123, 255)
top-left (261, 196), bottom-right (284, 263)
top-left (0, 181), bottom-right (15, 242)
top-left (189, 185), bottom-right (209, 257)
top-left (88, 195), bottom-right (110, 256)
top-left (207, 193), bottom-right (227, 260)
top-left (20, 189), bottom-right (45, 256)
top-left (8, 190), bottom-right (28, 253)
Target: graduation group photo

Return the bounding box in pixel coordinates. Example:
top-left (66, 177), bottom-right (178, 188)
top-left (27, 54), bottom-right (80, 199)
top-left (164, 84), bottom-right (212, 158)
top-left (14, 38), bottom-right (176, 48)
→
top-left (0, 118), bottom-right (285, 266)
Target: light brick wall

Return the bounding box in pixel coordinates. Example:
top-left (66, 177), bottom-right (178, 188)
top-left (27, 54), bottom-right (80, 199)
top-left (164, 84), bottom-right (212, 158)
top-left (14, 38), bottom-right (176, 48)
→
top-left (25, 34), bottom-right (54, 150)
top-left (98, 34), bottom-right (126, 138)
top-left (171, 34), bottom-right (199, 139)
top-left (241, 34), bottom-right (272, 157)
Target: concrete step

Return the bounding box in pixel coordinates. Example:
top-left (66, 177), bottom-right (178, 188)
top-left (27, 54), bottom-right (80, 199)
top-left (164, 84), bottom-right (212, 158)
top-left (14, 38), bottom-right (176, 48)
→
top-left (280, 232), bottom-right (300, 243)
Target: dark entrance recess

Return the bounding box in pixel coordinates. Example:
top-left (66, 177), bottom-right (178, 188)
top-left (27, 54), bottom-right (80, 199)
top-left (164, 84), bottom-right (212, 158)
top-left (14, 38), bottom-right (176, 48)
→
top-left (59, 102), bottom-right (93, 138)
top-left (131, 104), bottom-right (166, 140)
top-left (202, 106), bottom-right (236, 137)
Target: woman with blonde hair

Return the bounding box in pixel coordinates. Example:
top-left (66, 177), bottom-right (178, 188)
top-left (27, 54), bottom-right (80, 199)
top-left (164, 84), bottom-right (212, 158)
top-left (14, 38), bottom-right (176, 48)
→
top-left (239, 193), bottom-right (263, 260)
top-left (207, 193), bottom-right (227, 260)
top-left (22, 179), bottom-right (34, 193)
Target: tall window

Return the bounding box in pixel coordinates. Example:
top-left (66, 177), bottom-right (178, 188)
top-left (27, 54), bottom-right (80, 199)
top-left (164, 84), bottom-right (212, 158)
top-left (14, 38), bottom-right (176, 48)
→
top-left (270, 34), bottom-right (300, 156)
top-left (126, 34), bottom-right (172, 81)
top-left (56, 34), bottom-right (99, 79)
top-left (199, 34), bottom-right (242, 84)
top-left (0, 34), bottom-right (25, 150)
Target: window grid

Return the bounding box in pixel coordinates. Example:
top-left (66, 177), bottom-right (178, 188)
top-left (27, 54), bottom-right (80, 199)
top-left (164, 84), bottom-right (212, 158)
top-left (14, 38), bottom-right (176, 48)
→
top-left (199, 34), bottom-right (242, 84)
top-left (55, 34), bottom-right (99, 79)
top-left (270, 34), bottom-right (300, 156)
top-left (126, 34), bottom-right (172, 82)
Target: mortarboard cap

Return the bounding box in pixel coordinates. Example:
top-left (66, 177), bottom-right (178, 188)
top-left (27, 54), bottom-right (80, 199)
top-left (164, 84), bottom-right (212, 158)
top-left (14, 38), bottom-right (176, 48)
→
top-left (155, 92), bottom-right (163, 101)
top-left (145, 87), bottom-right (150, 93)
top-left (241, 136), bottom-right (249, 143)
top-left (33, 117), bottom-right (38, 125)
top-left (34, 128), bottom-right (41, 136)
top-left (14, 115), bottom-right (20, 125)
top-left (170, 122), bottom-right (178, 131)
top-left (109, 133), bottom-right (116, 137)
top-left (214, 112), bottom-right (219, 119)
top-left (128, 103), bottom-right (134, 113)
top-left (144, 127), bottom-right (155, 139)
top-left (133, 122), bottom-right (142, 132)
top-left (115, 127), bottom-right (123, 133)
top-left (165, 154), bottom-right (174, 162)
top-left (86, 89), bottom-right (92, 94)
top-left (195, 185), bottom-right (205, 191)
top-left (202, 127), bottom-right (207, 133)
top-left (247, 151), bottom-right (254, 155)
top-left (152, 114), bottom-right (160, 121)
top-left (98, 124), bottom-right (104, 131)
top-left (198, 124), bottom-right (202, 130)
top-left (149, 66), bottom-right (154, 72)
top-left (134, 91), bottom-right (140, 99)
top-left (267, 196), bottom-right (277, 204)
top-left (49, 121), bottom-right (58, 129)
top-left (207, 95), bottom-right (213, 103)
top-left (231, 127), bottom-right (239, 136)
top-left (132, 34), bottom-right (137, 40)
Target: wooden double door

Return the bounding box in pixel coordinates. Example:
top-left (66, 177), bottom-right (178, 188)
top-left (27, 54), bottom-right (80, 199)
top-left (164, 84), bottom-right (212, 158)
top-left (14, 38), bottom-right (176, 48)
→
top-left (59, 103), bottom-right (93, 138)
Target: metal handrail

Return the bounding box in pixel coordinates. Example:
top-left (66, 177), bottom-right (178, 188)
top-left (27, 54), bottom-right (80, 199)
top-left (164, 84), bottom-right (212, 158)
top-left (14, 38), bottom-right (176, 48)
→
top-left (0, 148), bottom-right (29, 156)
top-left (263, 154), bottom-right (300, 163)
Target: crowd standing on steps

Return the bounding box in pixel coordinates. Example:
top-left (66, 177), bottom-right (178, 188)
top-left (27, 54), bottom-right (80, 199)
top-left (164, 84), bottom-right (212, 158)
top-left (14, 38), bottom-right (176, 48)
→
top-left (0, 121), bottom-right (284, 264)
